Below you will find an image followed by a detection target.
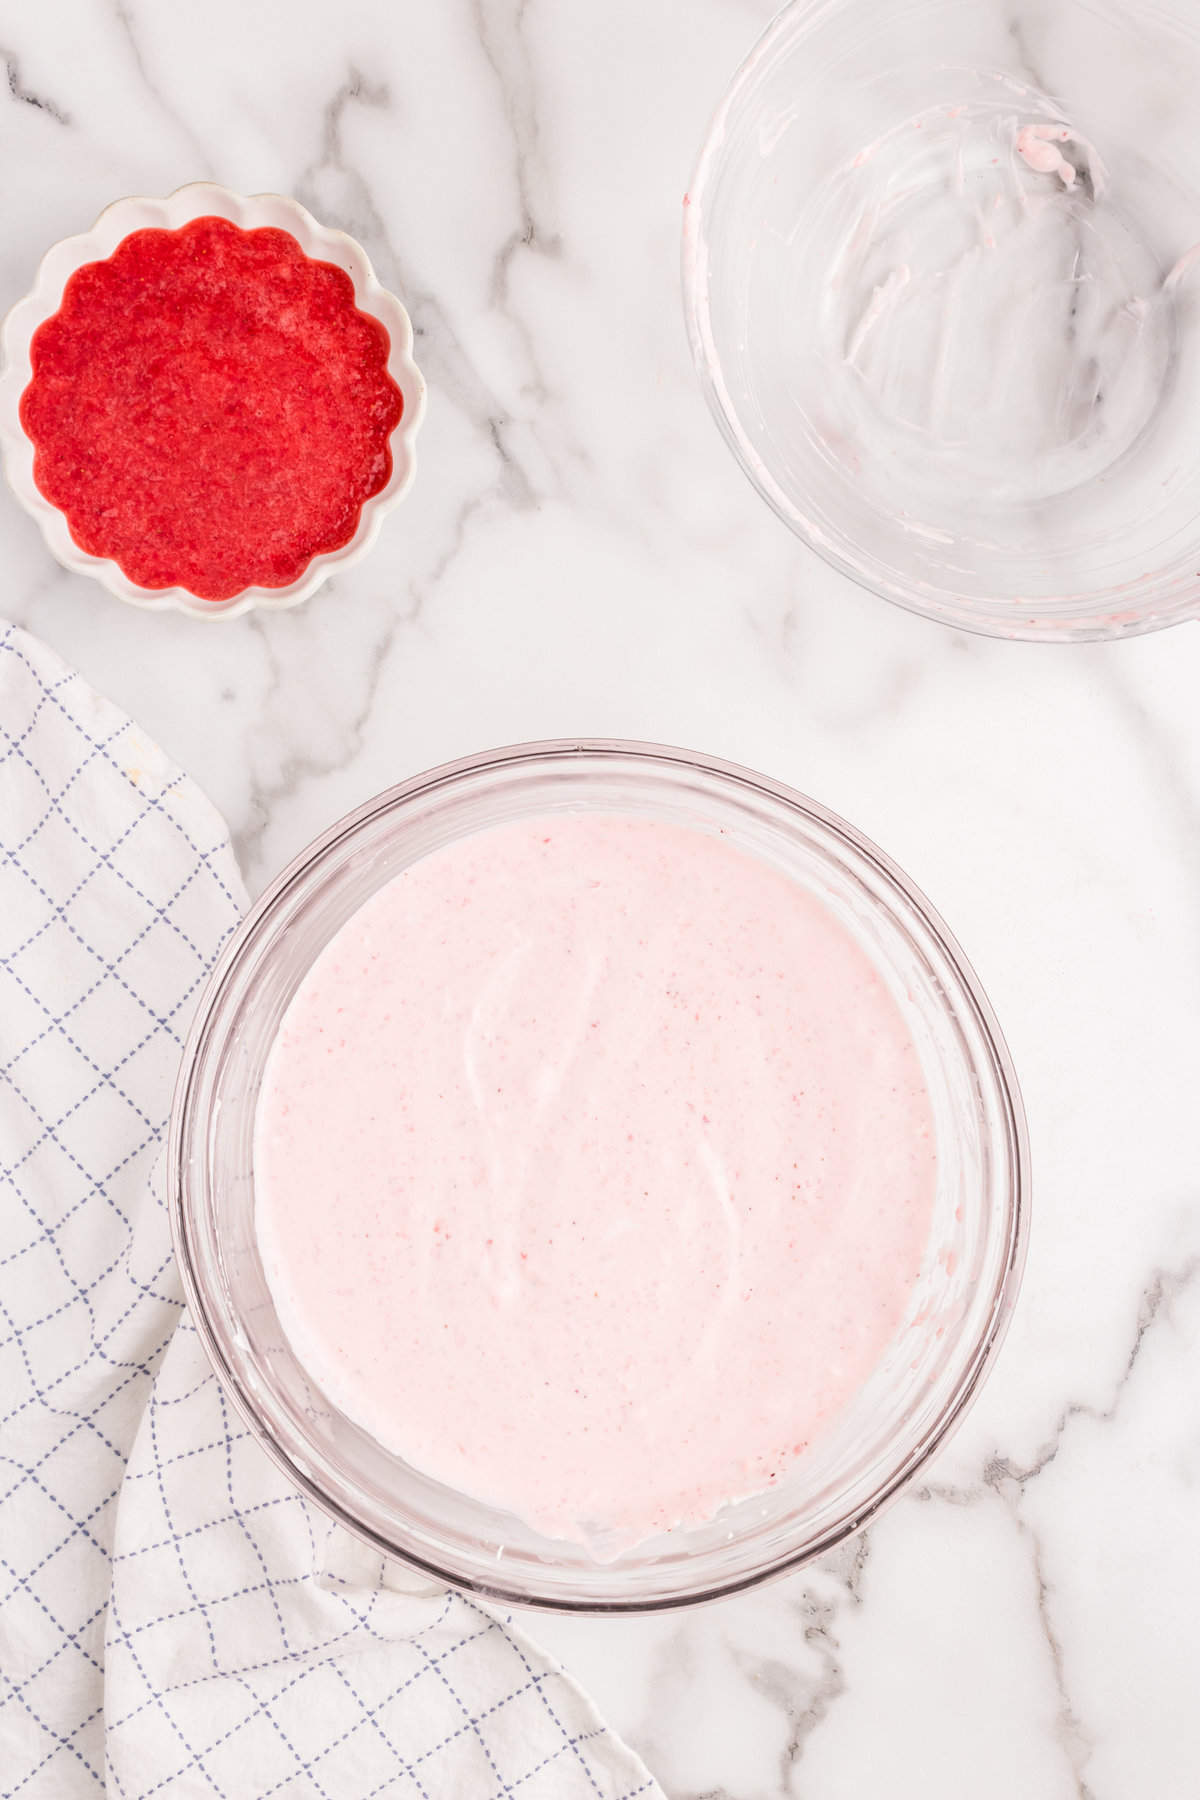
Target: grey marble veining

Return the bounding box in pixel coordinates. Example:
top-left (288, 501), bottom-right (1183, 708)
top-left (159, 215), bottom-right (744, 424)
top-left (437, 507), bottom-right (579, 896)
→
top-left (1, 2), bottom-right (1199, 1795)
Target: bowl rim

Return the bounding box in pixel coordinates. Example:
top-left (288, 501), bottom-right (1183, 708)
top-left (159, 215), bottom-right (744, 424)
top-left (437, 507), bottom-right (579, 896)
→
top-left (680, 0), bottom-right (1200, 645)
top-left (169, 737), bottom-right (1030, 1612)
top-left (0, 181), bottom-right (427, 620)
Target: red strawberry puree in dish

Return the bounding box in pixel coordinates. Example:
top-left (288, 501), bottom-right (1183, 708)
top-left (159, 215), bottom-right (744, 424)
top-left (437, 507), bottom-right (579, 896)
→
top-left (255, 815), bottom-right (938, 1545)
top-left (19, 216), bottom-right (403, 602)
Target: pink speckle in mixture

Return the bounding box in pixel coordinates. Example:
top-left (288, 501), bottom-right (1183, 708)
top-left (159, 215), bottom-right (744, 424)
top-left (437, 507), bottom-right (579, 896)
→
top-left (254, 814), bottom-right (938, 1546)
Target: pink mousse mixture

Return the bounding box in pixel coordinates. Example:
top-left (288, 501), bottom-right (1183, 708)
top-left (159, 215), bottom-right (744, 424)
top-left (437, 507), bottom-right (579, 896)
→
top-left (255, 814), bottom-right (937, 1545)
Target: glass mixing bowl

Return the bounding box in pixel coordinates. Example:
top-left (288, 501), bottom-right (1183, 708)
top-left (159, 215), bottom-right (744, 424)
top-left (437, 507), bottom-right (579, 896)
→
top-left (169, 741), bottom-right (1028, 1611)
top-left (683, 0), bottom-right (1200, 641)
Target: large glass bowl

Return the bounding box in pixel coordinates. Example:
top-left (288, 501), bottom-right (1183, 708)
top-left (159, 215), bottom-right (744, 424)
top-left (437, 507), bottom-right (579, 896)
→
top-left (169, 741), bottom-right (1028, 1612)
top-left (683, 0), bottom-right (1200, 641)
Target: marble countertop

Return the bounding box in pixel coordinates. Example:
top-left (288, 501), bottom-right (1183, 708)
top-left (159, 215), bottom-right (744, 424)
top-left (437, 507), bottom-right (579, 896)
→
top-left (2, 1), bottom-right (1199, 1795)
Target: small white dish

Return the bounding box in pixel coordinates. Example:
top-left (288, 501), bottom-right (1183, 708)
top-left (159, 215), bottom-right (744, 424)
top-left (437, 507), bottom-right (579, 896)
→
top-left (0, 182), bottom-right (426, 620)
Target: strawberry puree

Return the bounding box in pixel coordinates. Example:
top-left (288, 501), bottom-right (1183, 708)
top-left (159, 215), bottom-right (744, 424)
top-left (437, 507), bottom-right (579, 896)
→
top-left (20, 216), bottom-right (402, 601)
top-left (255, 815), bottom-right (937, 1544)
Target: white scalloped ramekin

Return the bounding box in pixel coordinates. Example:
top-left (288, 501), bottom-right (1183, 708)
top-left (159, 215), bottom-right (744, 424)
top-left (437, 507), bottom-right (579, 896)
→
top-left (0, 183), bottom-right (426, 620)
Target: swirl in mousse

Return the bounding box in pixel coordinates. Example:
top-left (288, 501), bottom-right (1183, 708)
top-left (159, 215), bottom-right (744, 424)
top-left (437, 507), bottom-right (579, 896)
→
top-left (254, 814), bottom-right (937, 1547)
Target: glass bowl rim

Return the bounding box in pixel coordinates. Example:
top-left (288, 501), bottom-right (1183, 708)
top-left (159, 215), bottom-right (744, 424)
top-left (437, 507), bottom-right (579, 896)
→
top-left (168, 736), bottom-right (1030, 1613)
top-left (679, 0), bottom-right (1200, 645)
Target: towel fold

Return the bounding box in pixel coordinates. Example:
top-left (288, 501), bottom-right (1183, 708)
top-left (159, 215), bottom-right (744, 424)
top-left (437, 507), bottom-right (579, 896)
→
top-left (0, 620), bottom-right (661, 1800)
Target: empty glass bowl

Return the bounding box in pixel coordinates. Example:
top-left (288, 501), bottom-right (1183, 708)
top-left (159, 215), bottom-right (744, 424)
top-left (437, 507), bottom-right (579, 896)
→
top-left (169, 741), bottom-right (1027, 1611)
top-left (684, 0), bottom-right (1200, 640)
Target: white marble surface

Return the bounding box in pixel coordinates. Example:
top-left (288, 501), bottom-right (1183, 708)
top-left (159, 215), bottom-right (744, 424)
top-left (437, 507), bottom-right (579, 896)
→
top-left (2, 1), bottom-right (1200, 1795)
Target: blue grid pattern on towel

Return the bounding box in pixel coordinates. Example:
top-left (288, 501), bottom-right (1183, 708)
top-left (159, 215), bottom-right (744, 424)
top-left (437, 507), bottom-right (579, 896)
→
top-left (0, 621), bottom-right (243, 1793)
top-left (0, 622), bottom-right (659, 1800)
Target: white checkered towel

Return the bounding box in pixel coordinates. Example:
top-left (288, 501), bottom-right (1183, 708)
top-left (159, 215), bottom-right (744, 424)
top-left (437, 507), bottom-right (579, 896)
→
top-left (0, 620), bottom-right (662, 1799)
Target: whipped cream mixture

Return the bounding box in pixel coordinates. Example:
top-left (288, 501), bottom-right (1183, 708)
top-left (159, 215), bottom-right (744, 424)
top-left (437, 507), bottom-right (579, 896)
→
top-left (255, 814), bottom-right (937, 1545)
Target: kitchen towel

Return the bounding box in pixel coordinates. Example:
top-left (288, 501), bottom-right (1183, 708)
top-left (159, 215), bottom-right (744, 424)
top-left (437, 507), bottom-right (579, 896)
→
top-left (0, 619), bottom-right (662, 1799)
